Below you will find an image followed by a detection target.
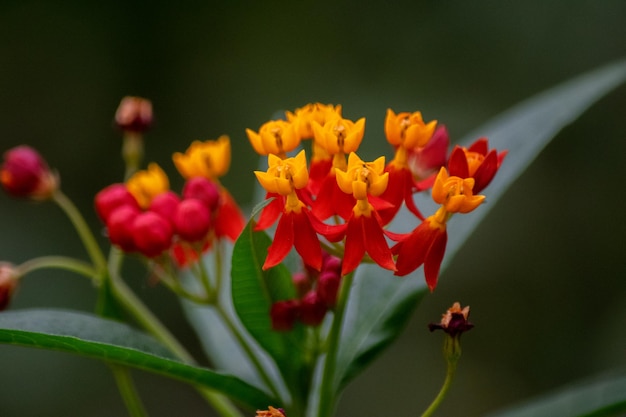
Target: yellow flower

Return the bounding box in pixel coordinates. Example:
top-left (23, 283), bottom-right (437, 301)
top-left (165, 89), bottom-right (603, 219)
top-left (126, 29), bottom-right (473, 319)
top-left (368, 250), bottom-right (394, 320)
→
top-left (335, 152), bottom-right (388, 201)
top-left (385, 108), bottom-right (437, 149)
top-left (254, 150), bottom-right (309, 196)
top-left (126, 163), bottom-right (169, 209)
top-left (312, 117), bottom-right (365, 156)
top-left (246, 120), bottom-right (300, 158)
top-left (286, 103), bottom-right (342, 139)
top-left (172, 135), bottom-right (231, 180)
top-left (431, 167), bottom-right (484, 213)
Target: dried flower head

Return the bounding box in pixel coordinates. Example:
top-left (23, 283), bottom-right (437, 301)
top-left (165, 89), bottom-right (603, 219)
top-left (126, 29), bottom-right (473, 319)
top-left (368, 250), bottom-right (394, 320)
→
top-left (428, 302), bottom-right (474, 337)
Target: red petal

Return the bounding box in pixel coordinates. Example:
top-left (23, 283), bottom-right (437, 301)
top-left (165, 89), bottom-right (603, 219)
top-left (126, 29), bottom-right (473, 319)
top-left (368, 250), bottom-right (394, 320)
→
top-left (341, 215), bottom-right (366, 276)
top-left (447, 146), bottom-right (469, 178)
top-left (468, 137), bottom-right (489, 155)
top-left (362, 214), bottom-right (396, 272)
top-left (263, 211), bottom-right (294, 270)
top-left (293, 209), bottom-right (323, 271)
top-left (255, 193), bottom-right (284, 230)
top-left (424, 229), bottom-right (447, 292)
top-left (215, 189), bottom-right (245, 241)
top-left (313, 175), bottom-right (354, 221)
top-left (472, 149), bottom-right (498, 193)
top-left (392, 221), bottom-right (441, 277)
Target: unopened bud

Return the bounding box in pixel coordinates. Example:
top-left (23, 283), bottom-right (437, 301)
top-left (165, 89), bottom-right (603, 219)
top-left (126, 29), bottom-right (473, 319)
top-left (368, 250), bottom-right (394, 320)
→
top-left (106, 205), bottom-right (140, 252)
top-left (115, 96), bottom-right (153, 133)
top-left (182, 177), bottom-right (220, 212)
top-left (95, 183), bottom-right (140, 222)
top-left (0, 263), bottom-right (19, 311)
top-left (300, 291), bottom-right (327, 326)
top-left (131, 212), bottom-right (173, 257)
top-left (1, 146), bottom-right (58, 200)
top-left (270, 300), bottom-right (300, 331)
top-left (174, 198), bottom-right (212, 242)
top-left (317, 270), bottom-right (341, 308)
top-left (149, 191), bottom-right (181, 227)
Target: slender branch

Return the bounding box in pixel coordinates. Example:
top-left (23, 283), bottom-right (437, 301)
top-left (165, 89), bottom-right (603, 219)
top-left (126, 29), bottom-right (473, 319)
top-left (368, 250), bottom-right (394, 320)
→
top-left (52, 189), bottom-right (108, 274)
top-left (420, 351), bottom-right (458, 417)
top-left (316, 271), bottom-right (355, 417)
top-left (214, 303), bottom-right (284, 403)
top-left (109, 364), bottom-right (148, 417)
top-left (16, 256), bottom-right (97, 280)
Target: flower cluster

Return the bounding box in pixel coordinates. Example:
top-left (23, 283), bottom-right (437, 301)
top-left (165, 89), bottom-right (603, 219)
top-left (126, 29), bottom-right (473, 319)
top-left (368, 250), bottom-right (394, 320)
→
top-left (95, 136), bottom-right (244, 265)
top-left (249, 103), bottom-right (505, 293)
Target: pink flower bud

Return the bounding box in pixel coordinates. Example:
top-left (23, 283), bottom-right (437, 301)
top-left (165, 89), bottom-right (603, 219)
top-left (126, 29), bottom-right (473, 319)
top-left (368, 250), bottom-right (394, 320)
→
top-left (131, 212), bottom-right (173, 257)
top-left (322, 254), bottom-right (342, 274)
top-left (182, 177), bottom-right (220, 211)
top-left (1, 146), bottom-right (58, 199)
top-left (95, 183), bottom-right (140, 222)
top-left (292, 271), bottom-right (311, 298)
top-left (148, 191), bottom-right (180, 226)
top-left (300, 291), bottom-right (327, 326)
top-left (115, 96), bottom-right (153, 133)
top-left (106, 205), bottom-right (141, 252)
top-left (173, 198), bottom-right (212, 242)
top-left (317, 271), bottom-right (341, 308)
top-left (270, 300), bottom-right (300, 331)
top-left (0, 263), bottom-right (19, 311)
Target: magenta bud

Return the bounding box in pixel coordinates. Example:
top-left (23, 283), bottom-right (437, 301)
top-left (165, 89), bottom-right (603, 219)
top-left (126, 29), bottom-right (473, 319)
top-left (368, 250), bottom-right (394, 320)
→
top-left (322, 255), bottom-right (342, 274)
top-left (149, 191), bottom-right (180, 226)
top-left (317, 271), bottom-right (341, 308)
top-left (174, 198), bottom-right (212, 242)
top-left (300, 291), bottom-right (327, 326)
top-left (0, 263), bottom-right (18, 311)
top-left (1, 145), bottom-right (58, 199)
top-left (292, 272), bottom-right (311, 298)
top-left (270, 300), bottom-right (300, 331)
top-left (95, 183), bottom-right (140, 222)
top-left (106, 205), bottom-right (140, 252)
top-left (182, 177), bottom-right (220, 211)
top-left (131, 212), bottom-right (173, 257)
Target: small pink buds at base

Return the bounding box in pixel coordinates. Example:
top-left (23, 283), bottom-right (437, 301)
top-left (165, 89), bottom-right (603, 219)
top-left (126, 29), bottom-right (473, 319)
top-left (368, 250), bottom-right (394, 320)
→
top-left (182, 177), bottom-right (220, 212)
top-left (1, 146), bottom-right (58, 200)
top-left (0, 263), bottom-right (19, 311)
top-left (148, 191), bottom-right (181, 227)
top-left (270, 300), bottom-right (300, 331)
top-left (131, 212), bottom-right (173, 258)
top-left (299, 291), bottom-right (327, 326)
top-left (95, 183), bottom-right (140, 222)
top-left (106, 205), bottom-right (141, 253)
top-left (173, 198), bottom-right (212, 242)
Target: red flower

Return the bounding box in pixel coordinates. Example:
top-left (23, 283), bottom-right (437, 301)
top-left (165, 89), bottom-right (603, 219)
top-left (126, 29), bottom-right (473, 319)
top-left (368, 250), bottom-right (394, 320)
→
top-left (392, 215), bottom-right (447, 291)
top-left (407, 125), bottom-right (450, 190)
top-left (448, 137), bottom-right (507, 193)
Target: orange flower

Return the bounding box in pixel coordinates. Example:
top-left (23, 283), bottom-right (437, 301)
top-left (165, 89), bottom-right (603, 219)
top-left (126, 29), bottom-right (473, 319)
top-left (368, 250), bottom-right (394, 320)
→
top-left (246, 120), bottom-right (300, 158)
top-left (384, 108), bottom-right (437, 149)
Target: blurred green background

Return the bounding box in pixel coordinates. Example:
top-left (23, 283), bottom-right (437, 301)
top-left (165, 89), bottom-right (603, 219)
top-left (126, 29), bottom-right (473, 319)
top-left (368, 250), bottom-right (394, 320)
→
top-left (1, 1), bottom-right (625, 416)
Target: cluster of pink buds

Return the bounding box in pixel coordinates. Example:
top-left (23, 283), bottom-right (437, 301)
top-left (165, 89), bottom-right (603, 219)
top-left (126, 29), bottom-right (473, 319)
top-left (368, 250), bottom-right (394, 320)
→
top-left (95, 175), bottom-right (221, 261)
top-left (270, 253), bottom-right (342, 331)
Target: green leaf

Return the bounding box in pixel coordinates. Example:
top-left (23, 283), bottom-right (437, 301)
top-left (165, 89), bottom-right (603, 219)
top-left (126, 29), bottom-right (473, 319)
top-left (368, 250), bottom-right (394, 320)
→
top-left (334, 59), bottom-right (626, 392)
top-left (486, 373), bottom-right (626, 417)
top-left (0, 308), bottom-right (276, 410)
top-left (230, 219), bottom-right (309, 405)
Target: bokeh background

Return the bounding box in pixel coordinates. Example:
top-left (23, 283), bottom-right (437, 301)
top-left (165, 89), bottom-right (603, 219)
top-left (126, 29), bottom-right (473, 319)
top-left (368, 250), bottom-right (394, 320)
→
top-left (1, 1), bottom-right (625, 416)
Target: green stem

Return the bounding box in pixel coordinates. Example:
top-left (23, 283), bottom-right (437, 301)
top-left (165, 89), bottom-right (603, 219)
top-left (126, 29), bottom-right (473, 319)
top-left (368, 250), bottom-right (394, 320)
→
top-left (110, 364), bottom-right (148, 417)
top-left (16, 256), bottom-right (97, 280)
top-left (420, 342), bottom-right (459, 417)
top-left (214, 303), bottom-right (284, 403)
top-left (316, 271), bottom-right (355, 417)
top-left (52, 189), bottom-right (108, 274)
top-left (106, 250), bottom-right (242, 417)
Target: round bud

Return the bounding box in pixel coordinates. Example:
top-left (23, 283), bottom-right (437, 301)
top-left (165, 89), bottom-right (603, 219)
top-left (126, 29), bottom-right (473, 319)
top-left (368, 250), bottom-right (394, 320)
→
top-left (95, 183), bottom-right (140, 222)
top-left (182, 177), bottom-right (220, 211)
top-left (131, 212), bottom-right (173, 257)
top-left (106, 205), bottom-right (141, 252)
top-left (174, 198), bottom-right (212, 242)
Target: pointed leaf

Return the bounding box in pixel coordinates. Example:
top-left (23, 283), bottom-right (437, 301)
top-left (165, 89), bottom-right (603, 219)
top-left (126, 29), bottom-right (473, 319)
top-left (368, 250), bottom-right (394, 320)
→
top-left (486, 373), bottom-right (626, 417)
top-left (230, 219), bottom-right (309, 403)
top-left (0, 309), bottom-right (276, 409)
